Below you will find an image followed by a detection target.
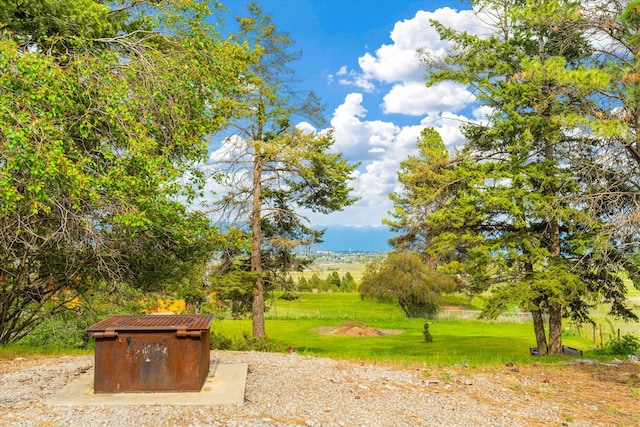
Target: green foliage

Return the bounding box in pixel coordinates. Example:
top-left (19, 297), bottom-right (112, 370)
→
top-left (296, 271), bottom-right (358, 293)
top-left (396, 0), bottom-right (640, 355)
top-left (326, 271), bottom-right (342, 291)
top-left (210, 329), bottom-right (287, 353)
top-left (17, 281), bottom-right (145, 348)
top-left (175, 280), bottom-right (206, 307)
top-left (385, 128), bottom-right (461, 254)
top-left (0, 0), bottom-right (245, 344)
top-left (163, 260), bottom-right (209, 309)
top-left (341, 272), bottom-right (358, 292)
top-left (209, 330), bottom-right (233, 350)
top-left (360, 251), bottom-right (456, 318)
top-left (308, 273), bottom-right (323, 290)
top-left (297, 276), bottom-right (312, 292)
top-left (210, 269), bottom-right (257, 320)
top-left (279, 288), bottom-right (300, 301)
top-left (596, 333), bottom-right (640, 356)
top-left (0, 0), bottom-right (121, 52)
top-left (423, 323), bottom-right (433, 342)
top-left (211, 2), bottom-right (359, 337)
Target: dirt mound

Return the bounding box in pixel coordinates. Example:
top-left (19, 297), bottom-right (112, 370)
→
top-left (331, 324), bottom-right (384, 337)
top-left (313, 322), bottom-right (402, 337)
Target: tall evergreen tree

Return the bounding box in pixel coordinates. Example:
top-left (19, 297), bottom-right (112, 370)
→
top-left (211, 3), bottom-right (358, 337)
top-left (561, 0), bottom-right (640, 248)
top-left (393, 0), bottom-right (638, 355)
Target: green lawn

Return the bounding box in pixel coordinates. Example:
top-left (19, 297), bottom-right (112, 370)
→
top-left (213, 292), bottom-right (598, 366)
top-left (2, 291), bottom-right (632, 365)
top-left (265, 292), bottom-right (403, 320)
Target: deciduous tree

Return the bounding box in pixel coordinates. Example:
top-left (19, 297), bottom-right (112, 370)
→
top-left (0, 0), bottom-right (244, 344)
top-left (360, 251), bottom-right (456, 318)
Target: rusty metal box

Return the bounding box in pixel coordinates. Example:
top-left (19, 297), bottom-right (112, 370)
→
top-left (86, 314), bottom-right (214, 393)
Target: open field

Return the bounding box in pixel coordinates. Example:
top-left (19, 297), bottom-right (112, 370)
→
top-left (212, 292), bottom-right (614, 366)
top-left (292, 261), bottom-right (371, 283)
top-left (265, 292), bottom-right (403, 320)
top-left (3, 288), bottom-right (640, 424)
top-left (2, 284), bottom-right (638, 366)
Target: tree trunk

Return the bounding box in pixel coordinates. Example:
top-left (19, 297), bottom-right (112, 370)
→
top-left (526, 257), bottom-right (548, 355)
top-left (531, 301), bottom-right (549, 356)
top-left (251, 153), bottom-right (266, 338)
top-left (544, 140), bottom-right (562, 356)
top-left (547, 301), bottom-right (563, 355)
top-left (546, 150), bottom-right (562, 356)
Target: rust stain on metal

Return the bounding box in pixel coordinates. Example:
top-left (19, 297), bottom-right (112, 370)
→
top-left (86, 314), bottom-right (214, 331)
top-left (86, 314), bottom-right (214, 393)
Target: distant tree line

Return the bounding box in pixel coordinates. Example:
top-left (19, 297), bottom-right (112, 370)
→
top-left (297, 271), bottom-right (358, 293)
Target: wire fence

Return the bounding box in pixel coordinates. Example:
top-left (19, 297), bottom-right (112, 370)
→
top-left (437, 310), bottom-right (532, 323)
top-left (264, 308), bottom-right (533, 323)
top-left (265, 308), bottom-right (397, 321)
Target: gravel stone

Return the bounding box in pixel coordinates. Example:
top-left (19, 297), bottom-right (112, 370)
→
top-left (0, 350), bottom-right (632, 426)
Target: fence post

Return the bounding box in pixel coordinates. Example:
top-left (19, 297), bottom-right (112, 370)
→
top-left (599, 324), bottom-right (603, 348)
top-left (585, 323), bottom-right (589, 340)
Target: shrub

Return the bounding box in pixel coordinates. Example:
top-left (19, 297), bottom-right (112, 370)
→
top-left (298, 277), bottom-right (312, 292)
top-left (209, 330), bottom-right (287, 353)
top-left (210, 330), bottom-right (233, 350)
top-left (360, 251), bottom-right (456, 318)
top-left (279, 292), bottom-right (299, 301)
top-left (17, 282), bottom-right (145, 349)
top-left (600, 333), bottom-right (640, 355)
top-left (423, 323), bottom-right (433, 342)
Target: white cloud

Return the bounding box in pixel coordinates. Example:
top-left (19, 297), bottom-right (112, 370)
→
top-left (208, 134), bottom-right (247, 163)
top-left (311, 95), bottom-right (430, 226)
top-left (420, 112), bottom-right (468, 150)
top-left (382, 81), bottom-right (475, 116)
top-left (307, 88), bottom-right (476, 226)
top-left (472, 105), bottom-right (493, 124)
top-left (337, 7), bottom-right (483, 93)
top-left (295, 121), bottom-right (317, 134)
top-left (358, 47), bottom-right (423, 84)
top-left (330, 93), bottom-right (370, 157)
top-left (205, 6), bottom-right (486, 228)
top-left (365, 120), bottom-right (400, 152)
top-left (336, 70), bottom-right (376, 92)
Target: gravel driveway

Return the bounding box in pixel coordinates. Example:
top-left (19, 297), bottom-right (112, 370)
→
top-left (1, 350), bottom-right (638, 426)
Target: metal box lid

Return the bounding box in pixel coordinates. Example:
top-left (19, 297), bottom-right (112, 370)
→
top-left (86, 314), bottom-right (215, 333)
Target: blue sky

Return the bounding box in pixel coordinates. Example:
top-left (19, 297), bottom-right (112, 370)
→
top-left (212, 1), bottom-right (483, 227)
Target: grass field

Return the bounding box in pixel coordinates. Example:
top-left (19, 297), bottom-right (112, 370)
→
top-left (264, 292), bottom-right (402, 320)
top-left (212, 292), bottom-right (602, 366)
top-left (2, 271), bottom-right (638, 365)
top-left (291, 262), bottom-right (371, 283)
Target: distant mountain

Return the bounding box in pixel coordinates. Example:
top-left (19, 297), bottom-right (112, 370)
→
top-left (312, 225), bottom-right (396, 252)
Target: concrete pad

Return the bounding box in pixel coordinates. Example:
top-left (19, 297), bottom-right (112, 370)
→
top-left (45, 362), bottom-right (247, 406)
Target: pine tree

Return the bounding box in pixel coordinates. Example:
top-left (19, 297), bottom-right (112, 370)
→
top-left (211, 3), bottom-right (358, 337)
top-left (397, 0), bottom-right (640, 355)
